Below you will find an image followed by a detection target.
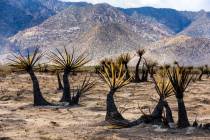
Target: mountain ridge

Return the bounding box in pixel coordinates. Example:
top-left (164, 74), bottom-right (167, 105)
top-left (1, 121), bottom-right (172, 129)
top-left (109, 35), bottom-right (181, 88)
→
top-left (1, 1), bottom-right (210, 65)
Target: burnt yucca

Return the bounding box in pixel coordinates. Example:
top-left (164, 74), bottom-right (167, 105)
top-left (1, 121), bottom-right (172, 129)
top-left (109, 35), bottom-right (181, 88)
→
top-left (98, 62), bottom-right (131, 125)
top-left (134, 49), bottom-right (145, 82)
top-left (166, 66), bottom-right (193, 128)
top-left (116, 53), bottom-right (131, 80)
top-left (9, 48), bottom-right (51, 106)
top-left (151, 67), bottom-right (174, 125)
top-left (49, 47), bottom-right (89, 103)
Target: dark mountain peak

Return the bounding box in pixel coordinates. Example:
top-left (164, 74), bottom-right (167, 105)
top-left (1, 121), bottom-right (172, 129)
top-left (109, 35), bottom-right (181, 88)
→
top-left (0, 0), bottom-right (55, 37)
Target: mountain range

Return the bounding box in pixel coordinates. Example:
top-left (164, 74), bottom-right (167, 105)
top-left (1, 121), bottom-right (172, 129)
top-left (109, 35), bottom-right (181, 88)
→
top-left (0, 0), bottom-right (210, 65)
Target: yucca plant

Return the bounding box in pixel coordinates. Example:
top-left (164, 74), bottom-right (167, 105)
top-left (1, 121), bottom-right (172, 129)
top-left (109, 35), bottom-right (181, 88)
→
top-left (9, 48), bottom-right (51, 106)
top-left (99, 58), bottom-right (114, 74)
top-left (205, 65), bottom-right (210, 78)
top-left (166, 66), bottom-right (193, 128)
top-left (56, 70), bottom-right (63, 90)
top-left (144, 59), bottom-right (157, 80)
top-left (49, 47), bottom-right (89, 103)
top-left (140, 63), bottom-right (148, 82)
top-left (198, 66), bottom-right (205, 81)
top-left (116, 53), bottom-right (131, 80)
top-left (151, 67), bottom-right (174, 126)
top-left (98, 62), bottom-right (131, 124)
top-left (72, 76), bottom-right (95, 105)
top-left (134, 49), bottom-right (145, 82)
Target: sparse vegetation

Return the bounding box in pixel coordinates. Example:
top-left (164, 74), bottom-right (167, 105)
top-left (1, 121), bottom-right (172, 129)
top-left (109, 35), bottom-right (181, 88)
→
top-left (150, 66), bottom-right (174, 126)
top-left (72, 76), bottom-right (95, 105)
top-left (134, 49), bottom-right (145, 82)
top-left (9, 48), bottom-right (52, 106)
top-left (49, 47), bottom-right (89, 104)
top-left (166, 66), bottom-right (193, 128)
top-left (98, 62), bottom-right (131, 126)
top-left (116, 53), bottom-right (131, 80)
top-left (2, 47), bottom-right (210, 139)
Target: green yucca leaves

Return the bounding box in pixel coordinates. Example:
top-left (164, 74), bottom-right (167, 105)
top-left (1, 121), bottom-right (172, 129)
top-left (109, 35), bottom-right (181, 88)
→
top-left (49, 47), bottom-right (89, 72)
top-left (137, 49), bottom-right (145, 57)
top-left (116, 53), bottom-right (131, 65)
top-left (152, 68), bottom-right (174, 99)
top-left (9, 48), bottom-right (43, 72)
top-left (99, 62), bottom-right (131, 90)
top-left (77, 76), bottom-right (95, 95)
top-left (166, 66), bottom-right (193, 98)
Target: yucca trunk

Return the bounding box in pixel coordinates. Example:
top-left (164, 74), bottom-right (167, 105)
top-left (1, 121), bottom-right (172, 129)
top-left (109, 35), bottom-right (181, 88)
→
top-left (198, 72), bottom-right (203, 81)
top-left (125, 64), bottom-right (130, 80)
top-left (72, 92), bottom-right (80, 105)
top-left (177, 98), bottom-right (190, 128)
top-left (164, 101), bottom-right (174, 126)
top-left (28, 70), bottom-right (51, 106)
top-left (134, 57), bottom-right (142, 82)
top-left (151, 99), bottom-right (164, 123)
top-left (130, 99), bottom-right (164, 126)
top-left (56, 72), bottom-right (63, 90)
top-left (60, 70), bottom-right (71, 102)
top-left (142, 70), bottom-right (149, 82)
top-left (106, 89), bottom-right (125, 121)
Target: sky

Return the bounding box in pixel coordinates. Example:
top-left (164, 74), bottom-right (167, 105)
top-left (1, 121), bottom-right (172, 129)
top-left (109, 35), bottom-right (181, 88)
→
top-left (61, 0), bottom-right (210, 11)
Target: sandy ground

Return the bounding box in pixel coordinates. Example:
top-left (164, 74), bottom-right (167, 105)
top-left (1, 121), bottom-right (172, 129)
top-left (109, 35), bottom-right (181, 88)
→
top-left (1, 72), bottom-right (210, 140)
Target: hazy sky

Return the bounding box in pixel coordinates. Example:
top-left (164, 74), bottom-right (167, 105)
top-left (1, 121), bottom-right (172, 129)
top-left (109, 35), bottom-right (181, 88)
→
top-left (61, 0), bottom-right (210, 11)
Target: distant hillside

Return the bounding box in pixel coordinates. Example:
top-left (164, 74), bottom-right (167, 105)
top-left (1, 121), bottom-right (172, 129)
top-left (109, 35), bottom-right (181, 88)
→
top-left (37, 0), bottom-right (91, 13)
top-left (180, 12), bottom-right (210, 38)
top-left (1, 1), bottom-right (210, 65)
top-left (120, 7), bottom-right (192, 33)
top-left (9, 3), bottom-right (171, 59)
top-left (0, 0), bottom-right (91, 37)
top-left (143, 35), bottom-right (210, 66)
top-left (0, 0), bottom-right (55, 37)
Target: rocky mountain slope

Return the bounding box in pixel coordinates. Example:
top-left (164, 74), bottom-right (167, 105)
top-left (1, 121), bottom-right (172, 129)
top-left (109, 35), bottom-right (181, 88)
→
top-left (1, 1), bottom-right (210, 65)
top-left (121, 7), bottom-right (192, 33)
top-left (180, 12), bottom-right (210, 38)
top-left (143, 35), bottom-right (210, 66)
top-left (0, 0), bottom-right (90, 37)
top-left (0, 0), bottom-right (55, 37)
top-left (37, 0), bottom-right (91, 13)
top-left (9, 3), bottom-right (171, 61)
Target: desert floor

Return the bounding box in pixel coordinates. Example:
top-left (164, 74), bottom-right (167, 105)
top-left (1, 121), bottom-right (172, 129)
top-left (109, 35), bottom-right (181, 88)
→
top-left (1, 72), bottom-right (210, 140)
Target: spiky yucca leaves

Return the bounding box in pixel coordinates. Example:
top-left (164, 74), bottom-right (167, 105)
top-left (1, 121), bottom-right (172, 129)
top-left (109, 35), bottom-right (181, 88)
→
top-left (9, 49), bottom-right (43, 72)
top-left (49, 47), bottom-right (89, 72)
top-left (117, 53), bottom-right (131, 65)
top-left (98, 58), bottom-right (114, 74)
top-left (116, 53), bottom-right (131, 80)
top-left (72, 76), bottom-right (95, 105)
top-left (166, 66), bottom-right (193, 128)
top-left (98, 62), bottom-right (131, 125)
top-left (9, 48), bottom-right (51, 106)
top-left (99, 62), bottom-right (131, 91)
top-left (137, 49), bottom-right (145, 57)
top-left (153, 68), bottom-right (174, 100)
top-left (49, 47), bottom-right (89, 103)
top-left (100, 58), bottom-right (113, 67)
top-left (151, 67), bottom-right (174, 126)
top-left (144, 60), bottom-right (157, 79)
top-left (135, 49), bottom-right (145, 82)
